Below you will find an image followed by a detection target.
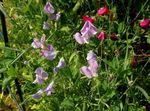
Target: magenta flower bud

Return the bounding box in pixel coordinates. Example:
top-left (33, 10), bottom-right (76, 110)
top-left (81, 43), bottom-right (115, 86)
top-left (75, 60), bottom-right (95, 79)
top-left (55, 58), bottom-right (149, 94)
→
top-left (98, 31), bottom-right (105, 41)
top-left (97, 6), bottom-right (110, 16)
top-left (44, 2), bottom-right (54, 14)
top-left (139, 18), bottom-right (149, 29)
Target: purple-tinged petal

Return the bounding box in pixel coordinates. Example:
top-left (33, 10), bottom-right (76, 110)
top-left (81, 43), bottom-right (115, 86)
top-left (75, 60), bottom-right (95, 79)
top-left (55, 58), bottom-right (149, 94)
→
top-left (33, 76), bottom-right (43, 84)
top-left (44, 2), bottom-right (54, 14)
top-left (53, 57), bottom-right (65, 74)
top-left (41, 50), bottom-right (56, 60)
top-left (33, 67), bottom-right (48, 84)
top-left (32, 89), bottom-right (45, 99)
top-left (49, 14), bottom-right (56, 20)
top-left (35, 67), bottom-right (43, 75)
top-left (80, 66), bottom-right (93, 78)
top-left (53, 67), bottom-right (59, 74)
top-left (57, 57), bottom-right (65, 68)
top-left (55, 12), bottom-right (61, 20)
top-left (74, 32), bottom-right (86, 44)
top-left (86, 51), bottom-right (97, 61)
top-left (40, 34), bottom-right (46, 44)
top-left (43, 21), bottom-right (50, 30)
top-left (44, 81), bottom-right (54, 96)
top-left (80, 21), bottom-right (97, 36)
top-left (31, 38), bottom-right (42, 48)
top-left (41, 44), bottom-right (56, 60)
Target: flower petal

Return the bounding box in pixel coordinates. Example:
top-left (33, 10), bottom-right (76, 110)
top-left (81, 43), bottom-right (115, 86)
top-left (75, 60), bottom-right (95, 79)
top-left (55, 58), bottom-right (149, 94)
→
top-left (44, 2), bottom-right (54, 14)
top-left (80, 66), bottom-right (93, 78)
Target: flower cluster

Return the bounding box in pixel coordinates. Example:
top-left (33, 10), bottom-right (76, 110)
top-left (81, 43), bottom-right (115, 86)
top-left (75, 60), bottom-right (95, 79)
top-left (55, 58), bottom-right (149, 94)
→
top-left (43, 1), bottom-right (61, 30)
top-left (80, 51), bottom-right (98, 78)
top-left (74, 21), bottom-right (97, 44)
top-left (32, 81), bottom-right (55, 99)
top-left (31, 34), bottom-right (56, 60)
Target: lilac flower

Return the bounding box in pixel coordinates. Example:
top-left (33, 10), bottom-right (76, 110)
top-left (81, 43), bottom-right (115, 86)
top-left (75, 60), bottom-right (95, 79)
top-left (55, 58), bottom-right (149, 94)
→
top-left (53, 57), bottom-right (65, 74)
top-left (44, 81), bottom-right (55, 96)
top-left (43, 21), bottom-right (50, 30)
top-left (74, 21), bottom-right (97, 44)
top-left (31, 34), bottom-right (46, 49)
top-left (41, 44), bottom-right (56, 60)
top-left (80, 51), bottom-right (98, 78)
top-left (55, 12), bottom-right (61, 20)
top-left (44, 2), bottom-right (54, 14)
top-left (32, 89), bottom-right (45, 99)
top-left (49, 12), bottom-right (61, 21)
top-left (32, 81), bottom-right (54, 99)
top-left (33, 67), bottom-right (48, 84)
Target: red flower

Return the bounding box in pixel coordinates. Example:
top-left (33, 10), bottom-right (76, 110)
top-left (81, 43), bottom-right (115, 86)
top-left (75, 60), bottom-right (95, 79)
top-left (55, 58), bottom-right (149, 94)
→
top-left (82, 16), bottom-right (94, 23)
top-left (110, 33), bottom-right (119, 41)
top-left (139, 18), bottom-right (149, 29)
top-left (131, 56), bottom-right (137, 68)
top-left (97, 6), bottom-right (110, 16)
top-left (98, 31), bottom-right (105, 41)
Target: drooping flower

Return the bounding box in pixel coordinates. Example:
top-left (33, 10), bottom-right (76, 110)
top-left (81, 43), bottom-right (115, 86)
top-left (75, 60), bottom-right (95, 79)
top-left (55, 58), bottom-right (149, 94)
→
top-left (32, 81), bottom-right (55, 99)
top-left (33, 67), bottom-right (48, 84)
top-left (43, 21), bottom-right (50, 30)
top-left (44, 81), bottom-right (55, 96)
top-left (98, 6), bottom-right (110, 16)
top-left (80, 51), bottom-right (98, 78)
top-left (82, 15), bottom-right (94, 23)
top-left (32, 89), bottom-right (45, 99)
top-left (98, 31), bottom-right (105, 41)
top-left (139, 18), bottom-right (149, 29)
top-left (49, 12), bottom-right (61, 21)
top-left (41, 44), bottom-right (56, 60)
top-left (53, 57), bottom-right (65, 74)
top-left (31, 34), bottom-right (46, 49)
top-left (74, 21), bottom-right (97, 44)
top-left (110, 33), bottom-right (119, 41)
top-left (44, 2), bottom-right (54, 14)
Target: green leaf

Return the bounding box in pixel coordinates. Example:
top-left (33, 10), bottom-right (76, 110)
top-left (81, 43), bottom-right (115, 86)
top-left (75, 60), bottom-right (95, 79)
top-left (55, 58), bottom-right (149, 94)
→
top-left (7, 66), bottom-right (17, 77)
top-left (136, 85), bottom-right (150, 102)
top-left (147, 37), bottom-right (150, 44)
top-left (2, 77), bottom-right (15, 90)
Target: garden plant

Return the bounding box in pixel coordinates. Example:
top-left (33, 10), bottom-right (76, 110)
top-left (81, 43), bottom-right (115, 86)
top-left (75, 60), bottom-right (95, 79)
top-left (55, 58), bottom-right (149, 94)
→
top-left (0, 0), bottom-right (150, 111)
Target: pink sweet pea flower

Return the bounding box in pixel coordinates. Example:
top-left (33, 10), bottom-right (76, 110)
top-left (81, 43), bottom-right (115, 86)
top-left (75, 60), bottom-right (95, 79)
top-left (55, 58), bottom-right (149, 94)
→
top-left (31, 34), bottom-right (46, 49)
top-left (82, 15), bottom-right (94, 23)
top-left (44, 2), bottom-right (54, 14)
top-left (139, 18), bottom-right (149, 29)
top-left (33, 67), bottom-right (48, 84)
top-left (53, 57), bottom-right (65, 74)
top-left (44, 81), bottom-right (55, 96)
top-left (80, 51), bottom-right (98, 78)
top-left (41, 44), bottom-right (56, 60)
top-left (32, 88), bottom-right (45, 99)
top-left (98, 6), bottom-right (110, 16)
top-left (32, 81), bottom-right (55, 99)
top-left (43, 21), bottom-right (50, 30)
top-left (98, 31), bottom-right (105, 41)
top-left (74, 21), bottom-right (97, 44)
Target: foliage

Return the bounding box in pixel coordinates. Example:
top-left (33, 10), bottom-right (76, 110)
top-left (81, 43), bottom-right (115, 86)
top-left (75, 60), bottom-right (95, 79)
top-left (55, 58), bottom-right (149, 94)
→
top-left (0, 0), bottom-right (150, 110)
